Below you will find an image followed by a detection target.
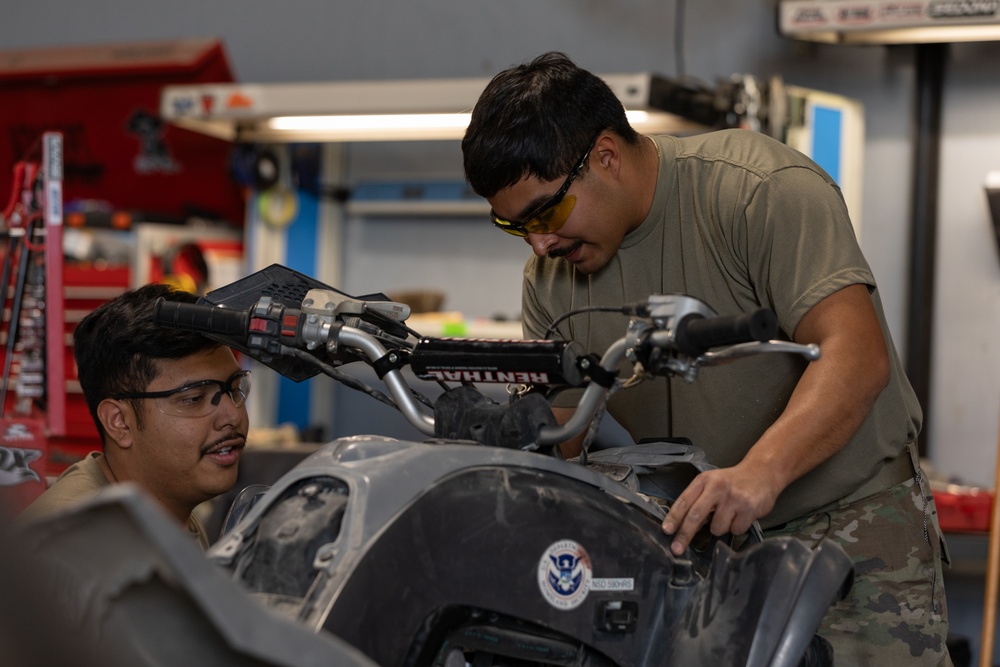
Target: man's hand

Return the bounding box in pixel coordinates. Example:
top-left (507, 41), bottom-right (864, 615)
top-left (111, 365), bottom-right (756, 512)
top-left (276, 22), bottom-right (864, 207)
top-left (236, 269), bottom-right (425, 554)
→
top-left (661, 462), bottom-right (780, 556)
top-left (660, 283), bottom-right (890, 555)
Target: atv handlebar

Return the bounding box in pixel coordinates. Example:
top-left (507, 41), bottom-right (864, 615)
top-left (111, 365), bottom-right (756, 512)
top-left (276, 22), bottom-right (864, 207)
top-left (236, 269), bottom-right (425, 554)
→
top-left (155, 300), bottom-right (250, 338)
top-left (154, 292), bottom-right (819, 448)
top-left (675, 309), bottom-right (777, 357)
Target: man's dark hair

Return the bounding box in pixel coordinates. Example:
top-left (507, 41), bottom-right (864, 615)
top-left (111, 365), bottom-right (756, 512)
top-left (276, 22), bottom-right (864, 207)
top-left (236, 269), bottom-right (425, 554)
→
top-left (73, 283), bottom-right (221, 442)
top-left (462, 51), bottom-right (640, 198)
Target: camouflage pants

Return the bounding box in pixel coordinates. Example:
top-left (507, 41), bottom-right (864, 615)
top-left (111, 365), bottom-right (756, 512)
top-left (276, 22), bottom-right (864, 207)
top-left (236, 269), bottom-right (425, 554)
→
top-left (765, 472), bottom-right (953, 666)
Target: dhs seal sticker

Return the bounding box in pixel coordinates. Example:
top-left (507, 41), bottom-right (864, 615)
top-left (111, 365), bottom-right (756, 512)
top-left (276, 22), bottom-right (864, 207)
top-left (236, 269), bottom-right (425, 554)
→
top-left (537, 539), bottom-right (592, 610)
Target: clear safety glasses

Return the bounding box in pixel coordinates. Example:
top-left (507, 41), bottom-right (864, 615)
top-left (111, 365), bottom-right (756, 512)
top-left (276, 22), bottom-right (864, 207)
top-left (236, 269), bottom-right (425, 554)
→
top-left (112, 369), bottom-right (251, 418)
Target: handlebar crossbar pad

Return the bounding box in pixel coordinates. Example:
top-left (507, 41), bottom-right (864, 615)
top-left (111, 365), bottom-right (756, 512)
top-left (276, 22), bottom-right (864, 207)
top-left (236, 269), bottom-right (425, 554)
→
top-left (410, 338), bottom-right (585, 386)
top-left (675, 309), bottom-right (778, 357)
top-left (154, 298), bottom-right (249, 342)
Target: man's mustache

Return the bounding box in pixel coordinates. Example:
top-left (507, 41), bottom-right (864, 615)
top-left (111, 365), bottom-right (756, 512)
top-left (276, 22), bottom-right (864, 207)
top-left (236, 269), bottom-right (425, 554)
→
top-left (549, 240), bottom-right (583, 259)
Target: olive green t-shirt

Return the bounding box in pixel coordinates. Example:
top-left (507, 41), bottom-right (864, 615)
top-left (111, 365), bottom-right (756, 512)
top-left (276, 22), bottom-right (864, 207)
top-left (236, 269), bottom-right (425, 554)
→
top-left (523, 129), bottom-right (921, 527)
top-left (17, 451), bottom-right (211, 549)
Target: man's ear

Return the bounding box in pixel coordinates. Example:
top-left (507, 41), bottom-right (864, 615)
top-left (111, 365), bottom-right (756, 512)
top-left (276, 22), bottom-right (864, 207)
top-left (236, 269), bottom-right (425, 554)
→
top-left (594, 133), bottom-right (622, 178)
top-left (97, 399), bottom-right (136, 450)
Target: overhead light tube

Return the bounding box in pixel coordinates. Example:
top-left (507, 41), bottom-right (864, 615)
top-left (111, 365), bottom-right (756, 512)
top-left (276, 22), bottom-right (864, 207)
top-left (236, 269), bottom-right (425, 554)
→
top-left (267, 113), bottom-right (473, 132)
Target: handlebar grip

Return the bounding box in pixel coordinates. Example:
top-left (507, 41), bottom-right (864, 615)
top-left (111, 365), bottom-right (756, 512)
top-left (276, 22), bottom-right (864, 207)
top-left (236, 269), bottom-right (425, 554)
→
top-left (675, 308), bottom-right (777, 357)
top-left (154, 298), bottom-right (249, 341)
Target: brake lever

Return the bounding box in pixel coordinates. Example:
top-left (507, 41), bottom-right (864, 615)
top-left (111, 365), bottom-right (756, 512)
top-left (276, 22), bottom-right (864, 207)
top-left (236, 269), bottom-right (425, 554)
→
top-left (694, 341), bottom-right (821, 368)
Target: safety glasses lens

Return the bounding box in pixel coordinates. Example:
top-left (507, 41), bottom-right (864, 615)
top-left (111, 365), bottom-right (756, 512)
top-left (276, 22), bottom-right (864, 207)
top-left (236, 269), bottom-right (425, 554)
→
top-left (522, 195), bottom-right (576, 235)
top-left (491, 194), bottom-right (577, 238)
top-left (154, 372), bottom-right (251, 417)
top-left (491, 214), bottom-right (528, 237)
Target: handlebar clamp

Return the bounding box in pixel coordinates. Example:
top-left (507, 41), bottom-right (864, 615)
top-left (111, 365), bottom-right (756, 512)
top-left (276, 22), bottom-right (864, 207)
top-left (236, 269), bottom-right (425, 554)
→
top-left (373, 348), bottom-right (411, 379)
top-left (576, 354), bottom-right (617, 388)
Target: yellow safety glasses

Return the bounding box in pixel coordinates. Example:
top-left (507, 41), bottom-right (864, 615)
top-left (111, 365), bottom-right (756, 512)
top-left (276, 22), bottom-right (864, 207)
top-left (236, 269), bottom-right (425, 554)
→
top-left (490, 137), bottom-right (596, 237)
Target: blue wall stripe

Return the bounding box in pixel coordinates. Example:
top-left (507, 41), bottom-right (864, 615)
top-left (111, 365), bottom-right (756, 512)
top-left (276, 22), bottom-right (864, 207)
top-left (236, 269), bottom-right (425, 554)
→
top-left (277, 188), bottom-right (319, 429)
top-left (812, 105), bottom-right (842, 185)
top-left (285, 190), bottom-right (318, 276)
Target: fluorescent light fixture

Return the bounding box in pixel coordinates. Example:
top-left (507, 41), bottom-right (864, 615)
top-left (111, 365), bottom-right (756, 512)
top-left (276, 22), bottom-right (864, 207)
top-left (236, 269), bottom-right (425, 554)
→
top-left (263, 113), bottom-right (474, 141)
top-left (265, 109), bottom-right (658, 136)
top-left (161, 74), bottom-right (709, 143)
top-left (779, 0), bottom-right (1000, 45)
top-left (794, 25), bottom-right (1000, 44)
top-left (268, 113), bottom-right (473, 132)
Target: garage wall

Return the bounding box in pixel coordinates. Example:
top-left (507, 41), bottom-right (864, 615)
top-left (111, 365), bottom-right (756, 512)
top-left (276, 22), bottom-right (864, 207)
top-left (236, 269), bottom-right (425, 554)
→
top-left (2, 0), bottom-right (998, 488)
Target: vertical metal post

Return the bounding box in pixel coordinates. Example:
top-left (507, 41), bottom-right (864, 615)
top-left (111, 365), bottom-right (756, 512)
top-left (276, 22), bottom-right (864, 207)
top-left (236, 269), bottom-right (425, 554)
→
top-left (42, 132), bottom-right (65, 436)
top-left (906, 43), bottom-right (946, 458)
top-left (981, 405), bottom-right (1000, 667)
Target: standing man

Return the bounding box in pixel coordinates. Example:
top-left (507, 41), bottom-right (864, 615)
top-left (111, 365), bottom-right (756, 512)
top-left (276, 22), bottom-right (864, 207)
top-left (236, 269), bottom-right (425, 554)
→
top-left (18, 283), bottom-right (249, 548)
top-left (462, 52), bottom-right (950, 665)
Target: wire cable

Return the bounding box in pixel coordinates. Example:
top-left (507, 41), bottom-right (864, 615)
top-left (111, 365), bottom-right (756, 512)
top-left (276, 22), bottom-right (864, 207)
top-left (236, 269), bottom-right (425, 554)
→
top-left (543, 304), bottom-right (640, 340)
top-left (675, 0), bottom-right (686, 78)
